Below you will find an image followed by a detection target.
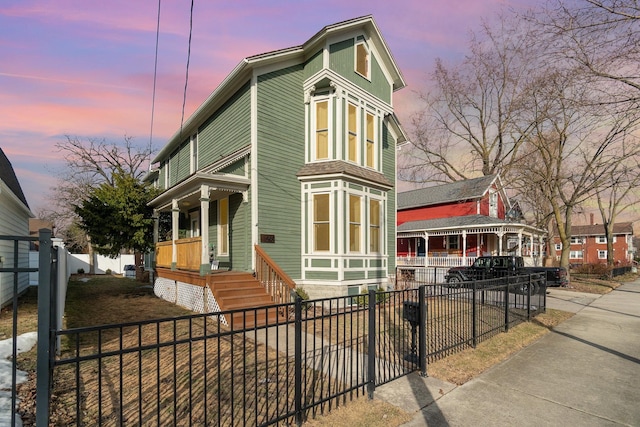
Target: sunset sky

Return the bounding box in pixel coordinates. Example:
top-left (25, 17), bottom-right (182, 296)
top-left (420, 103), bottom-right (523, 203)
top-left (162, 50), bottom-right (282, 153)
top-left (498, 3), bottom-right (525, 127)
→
top-left (1, 0), bottom-right (532, 213)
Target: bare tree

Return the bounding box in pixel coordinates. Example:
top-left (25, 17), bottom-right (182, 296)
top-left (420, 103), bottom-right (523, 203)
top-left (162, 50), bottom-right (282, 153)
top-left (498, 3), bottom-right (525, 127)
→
top-left (400, 15), bottom-right (541, 185)
top-left (518, 66), bottom-right (640, 271)
top-left (535, 0), bottom-right (640, 107)
top-left (595, 150), bottom-right (640, 265)
top-left (44, 135), bottom-right (153, 268)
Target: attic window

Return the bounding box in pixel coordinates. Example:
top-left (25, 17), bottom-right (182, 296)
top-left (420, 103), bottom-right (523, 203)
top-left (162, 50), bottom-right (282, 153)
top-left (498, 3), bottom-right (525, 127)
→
top-left (355, 41), bottom-right (370, 79)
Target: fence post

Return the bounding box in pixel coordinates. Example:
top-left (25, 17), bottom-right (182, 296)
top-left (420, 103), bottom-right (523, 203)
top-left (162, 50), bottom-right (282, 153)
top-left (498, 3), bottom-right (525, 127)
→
top-left (418, 285), bottom-right (427, 377)
top-left (294, 296), bottom-right (303, 426)
top-left (504, 280), bottom-right (510, 332)
top-left (367, 289), bottom-right (376, 399)
top-left (36, 228), bottom-right (52, 427)
top-left (472, 281), bottom-right (478, 348)
top-left (527, 275), bottom-right (532, 321)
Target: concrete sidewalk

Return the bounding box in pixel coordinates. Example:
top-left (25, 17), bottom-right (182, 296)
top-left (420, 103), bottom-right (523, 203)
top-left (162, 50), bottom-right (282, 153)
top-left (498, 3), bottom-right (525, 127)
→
top-left (375, 281), bottom-right (640, 426)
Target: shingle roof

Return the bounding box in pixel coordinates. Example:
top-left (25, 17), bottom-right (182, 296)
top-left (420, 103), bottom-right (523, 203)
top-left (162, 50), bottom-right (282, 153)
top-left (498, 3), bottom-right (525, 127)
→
top-left (572, 222), bottom-right (634, 236)
top-left (0, 147), bottom-right (29, 209)
top-left (398, 175), bottom-right (497, 210)
top-left (398, 214), bottom-right (507, 232)
top-left (297, 160), bottom-right (393, 188)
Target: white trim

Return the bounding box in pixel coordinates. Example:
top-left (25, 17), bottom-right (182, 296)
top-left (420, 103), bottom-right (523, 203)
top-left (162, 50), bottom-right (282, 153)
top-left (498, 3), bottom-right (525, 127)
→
top-left (251, 74), bottom-right (258, 270)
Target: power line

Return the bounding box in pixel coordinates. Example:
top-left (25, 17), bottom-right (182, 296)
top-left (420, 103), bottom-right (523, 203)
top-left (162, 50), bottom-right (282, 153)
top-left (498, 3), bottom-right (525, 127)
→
top-left (148, 0), bottom-right (162, 166)
top-left (180, 0), bottom-right (195, 137)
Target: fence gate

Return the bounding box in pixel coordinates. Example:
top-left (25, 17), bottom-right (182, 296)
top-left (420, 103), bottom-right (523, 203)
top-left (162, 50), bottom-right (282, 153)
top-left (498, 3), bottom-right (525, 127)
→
top-left (0, 229), bottom-right (57, 427)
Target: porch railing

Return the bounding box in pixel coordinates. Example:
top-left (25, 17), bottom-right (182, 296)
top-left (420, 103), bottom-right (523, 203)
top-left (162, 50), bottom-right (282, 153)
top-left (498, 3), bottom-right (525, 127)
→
top-left (254, 244), bottom-right (296, 304)
top-left (155, 237), bottom-right (202, 271)
top-left (397, 256), bottom-right (477, 268)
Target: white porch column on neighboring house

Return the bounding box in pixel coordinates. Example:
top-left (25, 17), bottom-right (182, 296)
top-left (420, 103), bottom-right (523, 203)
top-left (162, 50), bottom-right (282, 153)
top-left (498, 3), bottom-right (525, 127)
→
top-left (424, 232), bottom-right (429, 267)
top-left (199, 185), bottom-right (210, 275)
top-left (171, 199), bottom-right (179, 269)
top-left (518, 231), bottom-right (523, 257)
top-left (462, 230), bottom-right (467, 265)
top-left (497, 229), bottom-right (504, 255)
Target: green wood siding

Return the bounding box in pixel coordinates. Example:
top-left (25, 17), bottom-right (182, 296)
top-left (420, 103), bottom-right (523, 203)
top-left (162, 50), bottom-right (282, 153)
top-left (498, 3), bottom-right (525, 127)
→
top-left (220, 159), bottom-right (246, 176)
top-left (169, 140), bottom-right (191, 186)
top-left (304, 49), bottom-right (323, 79)
top-left (382, 122), bottom-right (396, 272)
top-left (328, 39), bottom-right (391, 104)
top-left (198, 81), bottom-right (251, 168)
top-left (256, 64), bottom-right (305, 279)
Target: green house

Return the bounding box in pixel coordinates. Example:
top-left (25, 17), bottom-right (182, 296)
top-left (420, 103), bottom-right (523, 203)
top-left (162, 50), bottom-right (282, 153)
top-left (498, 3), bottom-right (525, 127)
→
top-left (148, 16), bottom-right (406, 306)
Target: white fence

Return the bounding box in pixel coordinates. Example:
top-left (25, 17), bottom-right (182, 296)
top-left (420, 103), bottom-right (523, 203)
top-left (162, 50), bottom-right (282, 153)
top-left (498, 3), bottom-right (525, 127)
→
top-left (29, 251), bottom-right (135, 285)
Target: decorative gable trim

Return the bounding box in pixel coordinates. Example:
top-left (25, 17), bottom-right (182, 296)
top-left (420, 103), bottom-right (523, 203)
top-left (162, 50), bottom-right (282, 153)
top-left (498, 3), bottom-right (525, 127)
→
top-left (201, 144), bottom-right (251, 174)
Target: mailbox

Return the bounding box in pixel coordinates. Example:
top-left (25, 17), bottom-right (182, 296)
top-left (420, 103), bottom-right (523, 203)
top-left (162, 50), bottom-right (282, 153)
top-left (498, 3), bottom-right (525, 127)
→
top-left (403, 300), bottom-right (420, 325)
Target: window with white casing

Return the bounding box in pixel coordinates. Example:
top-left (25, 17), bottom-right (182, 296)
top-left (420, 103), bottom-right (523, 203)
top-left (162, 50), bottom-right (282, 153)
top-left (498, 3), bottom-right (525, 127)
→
top-left (347, 102), bottom-right (358, 163)
top-left (190, 134), bottom-right (198, 174)
top-left (365, 111), bottom-right (375, 168)
top-left (570, 236), bottom-right (584, 245)
top-left (314, 98), bottom-right (330, 161)
top-left (598, 250), bottom-right (607, 259)
top-left (190, 211), bottom-right (200, 238)
top-left (218, 197), bottom-right (229, 256)
top-left (555, 243), bottom-right (562, 251)
top-left (489, 191), bottom-right (498, 218)
top-left (349, 195), bottom-right (362, 253)
top-left (355, 40), bottom-right (370, 79)
top-left (369, 199), bottom-right (381, 253)
top-left (313, 194), bottom-right (330, 252)
top-left (570, 250), bottom-right (583, 259)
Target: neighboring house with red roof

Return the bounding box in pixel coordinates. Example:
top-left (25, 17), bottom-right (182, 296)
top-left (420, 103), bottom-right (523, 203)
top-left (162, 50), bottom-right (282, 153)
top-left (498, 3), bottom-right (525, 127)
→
top-left (397, 175), bottom-right (546, 271)
top-left (0, 147), bottom-right (34, 306)
top-left (553, 219), bottom-right (635, 266)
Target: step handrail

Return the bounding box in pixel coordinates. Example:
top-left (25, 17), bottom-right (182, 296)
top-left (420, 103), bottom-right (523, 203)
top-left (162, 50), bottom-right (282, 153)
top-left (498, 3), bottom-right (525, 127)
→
top-left (254, 244), bottom-right (296, 304)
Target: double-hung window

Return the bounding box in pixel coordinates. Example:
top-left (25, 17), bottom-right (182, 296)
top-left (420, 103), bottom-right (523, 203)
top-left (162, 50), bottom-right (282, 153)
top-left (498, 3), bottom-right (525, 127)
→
top-left (570, 250), bottom-right (583, 259)
top-left (598, 250), bottom-right (607, 259)
top-left (347, 103), bottom-right (358, 163)
top-left (365, 112), bottom-right (375, 168)
top-left (315, 99), bottom-right (329, 160)
top-left (369, 199), bottom-right (381, 253)
top-left (349, 195), bottom-right (361, 252)
top-left (313, 194), bottom-right (330, 251)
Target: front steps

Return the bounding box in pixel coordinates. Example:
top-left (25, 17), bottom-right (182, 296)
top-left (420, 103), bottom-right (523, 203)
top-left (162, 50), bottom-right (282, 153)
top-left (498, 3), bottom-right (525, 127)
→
top-left (207, 271), bottom-right (283, 329)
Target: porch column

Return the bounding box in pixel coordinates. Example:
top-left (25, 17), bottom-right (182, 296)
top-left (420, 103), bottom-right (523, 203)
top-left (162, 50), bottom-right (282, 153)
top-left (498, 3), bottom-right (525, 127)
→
top-left (497, 229), bottom-right (504, 255)
top-left (462, 230), bottom-right (467, 266)
top-left (199, 185), bottom-right (211, 276)
top-left (518, 231), bottom-right (523, 257)
top-left (153, 209), bottom-right (159, 244)
top-left (171, 199), bottom-right (179, 270)
top-left (424, 232), bottom-right (429, 267)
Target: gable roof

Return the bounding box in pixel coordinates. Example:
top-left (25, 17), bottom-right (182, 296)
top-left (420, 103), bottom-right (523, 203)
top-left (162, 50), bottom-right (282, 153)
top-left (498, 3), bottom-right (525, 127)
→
top-left (153, 15), bottom-right (405, 164)
top-left (398, 175), bottom-right (499, 210)
top-left (571, 222), bottom-right (634, 237)
top-left (0, 147), bottom-right (30, 209)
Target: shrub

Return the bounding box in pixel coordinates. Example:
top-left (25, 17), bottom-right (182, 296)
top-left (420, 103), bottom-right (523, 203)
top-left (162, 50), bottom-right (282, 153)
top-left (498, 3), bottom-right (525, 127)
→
top-left (77, 268), bottom-right (85, 274)
top-left (105, 268), bottom-right (112, 275)
top-left (294, 287), bottom-right (310, 310)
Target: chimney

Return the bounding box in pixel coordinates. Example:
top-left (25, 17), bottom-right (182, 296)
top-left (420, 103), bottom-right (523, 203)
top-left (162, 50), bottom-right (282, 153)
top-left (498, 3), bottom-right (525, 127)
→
top-left (590, 213), bottom-right (594, 225)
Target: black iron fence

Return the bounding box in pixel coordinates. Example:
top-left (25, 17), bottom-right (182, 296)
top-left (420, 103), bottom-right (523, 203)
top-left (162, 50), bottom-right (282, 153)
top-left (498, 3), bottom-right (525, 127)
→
top-left (0, 229), bottom-right (57, 427)
top-left (43, 274), bottom-right (546, 426)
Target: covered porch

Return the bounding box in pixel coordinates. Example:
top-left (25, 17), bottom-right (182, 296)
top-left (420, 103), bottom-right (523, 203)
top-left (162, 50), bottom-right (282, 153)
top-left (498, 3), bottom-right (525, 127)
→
top-left (149, 170), bottom-right (250, 276)
top-left (397, 215), bottom-right (546, 268)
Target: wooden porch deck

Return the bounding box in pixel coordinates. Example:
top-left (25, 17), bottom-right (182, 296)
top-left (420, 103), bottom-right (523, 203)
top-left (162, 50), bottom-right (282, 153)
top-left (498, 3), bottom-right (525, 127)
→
top-left (155, 268), bottom-right (284, 329)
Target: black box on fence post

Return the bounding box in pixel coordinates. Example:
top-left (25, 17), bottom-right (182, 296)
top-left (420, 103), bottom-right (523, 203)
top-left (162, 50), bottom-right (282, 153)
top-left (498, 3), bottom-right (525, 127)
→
top-left (403, 300), bottom-right (420, 364)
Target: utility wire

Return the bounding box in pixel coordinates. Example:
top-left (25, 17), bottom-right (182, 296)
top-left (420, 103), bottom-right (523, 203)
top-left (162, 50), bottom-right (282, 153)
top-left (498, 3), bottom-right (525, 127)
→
top-left (148, 0), bottom-right (162, 168)
top-left (180, 0), bottom-right (195, 137)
